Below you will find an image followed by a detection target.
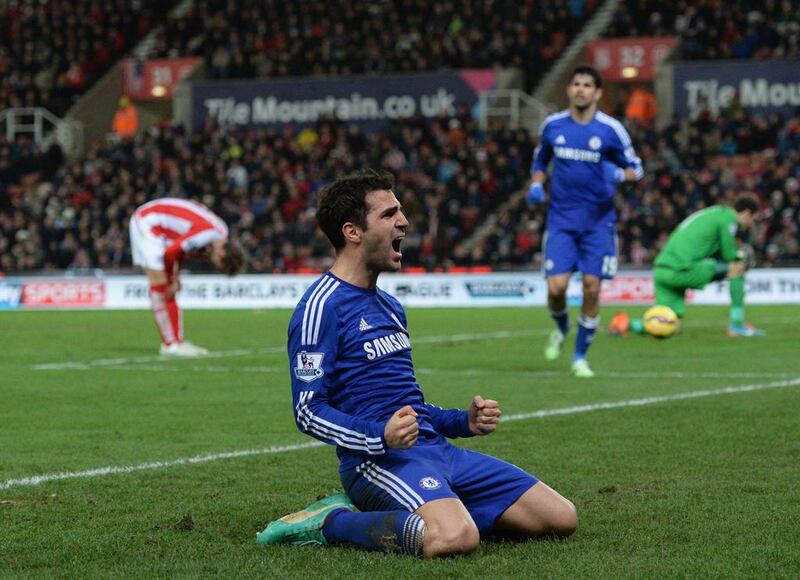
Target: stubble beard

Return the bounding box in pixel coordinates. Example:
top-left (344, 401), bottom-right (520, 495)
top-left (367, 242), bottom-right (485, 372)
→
top-left (573, 99), bottom-right (592, 113)
top-left (364, 248), bottom-right (396, 276)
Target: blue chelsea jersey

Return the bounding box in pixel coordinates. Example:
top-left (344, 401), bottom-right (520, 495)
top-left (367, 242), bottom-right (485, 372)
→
top-left (532, 110), bottom-right (643, 228)
top-left (287, 272), bottom-right (472, 471)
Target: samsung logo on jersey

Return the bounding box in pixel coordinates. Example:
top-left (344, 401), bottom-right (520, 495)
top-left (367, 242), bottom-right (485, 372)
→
top-left (363, 331), bottom-right (411, 360)
top-left (553, 146), bottom-right (601, 163)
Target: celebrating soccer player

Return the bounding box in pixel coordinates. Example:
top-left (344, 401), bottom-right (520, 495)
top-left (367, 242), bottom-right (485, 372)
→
top-left (129, 198), bottom-right (244, 356)
top-left (609, 194), bottom-right (765, 337)
top-left (257, 170), bottom-right (578, 557)
top-left (526, 65), bottom-right (643, 378)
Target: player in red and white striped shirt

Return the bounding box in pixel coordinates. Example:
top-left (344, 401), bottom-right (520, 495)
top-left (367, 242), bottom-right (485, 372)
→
top-left (129, 198), bottom-right (244, 356)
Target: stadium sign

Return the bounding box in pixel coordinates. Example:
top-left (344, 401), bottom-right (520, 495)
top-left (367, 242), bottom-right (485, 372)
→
top-left (673, 60), bottom-right (800, 118)
top-left (586, 37), bottom-right (676, 82)
top-left (0, 282), bottom-right (23, 309)
top-left (22, 280), bottom-right (105, 308)
top-left (122, 58), bottom-right (201, 100)
top-left (3, 270), bottom-right (800, 310)
top-left (110, 276), bottom-right (315, 309)
top-left (189, 70), bottom-right (497, 131)
top-left (690, 270), bottom-right (800, 305)
top-left (465, 279), bottom-right (539, 299)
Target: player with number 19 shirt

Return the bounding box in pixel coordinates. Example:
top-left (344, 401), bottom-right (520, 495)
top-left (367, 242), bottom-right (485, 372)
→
top-left (527, 65), bottom-right (643, 377)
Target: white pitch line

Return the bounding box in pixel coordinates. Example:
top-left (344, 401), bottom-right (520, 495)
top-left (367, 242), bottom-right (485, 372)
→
top-left (0, 442), bottom-right (324, 491)
top-left (87, 365), bottom-right (287, 374)
top-left (32, 347), bottom-right (287, 371)
top-left (502, 377), bottom-right (800, 421)
top-left (2, 377), bottom-right (799, 492)
top-left (31, 330), bottom-right (543, 371)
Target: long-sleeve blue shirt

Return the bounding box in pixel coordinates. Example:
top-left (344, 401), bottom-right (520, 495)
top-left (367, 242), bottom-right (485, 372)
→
top-left (288, 272), bottom-right (473, 471)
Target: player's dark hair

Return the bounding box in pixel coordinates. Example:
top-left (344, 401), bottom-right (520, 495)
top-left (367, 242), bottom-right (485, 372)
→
top-left (220, 239), bottom-right (245, 276)
top-left (734, 193), bottom-right (760, 215)
top-left (316, 169), bottom-right (395, 250)
top-left (569, 65), bottom-right (603, 89)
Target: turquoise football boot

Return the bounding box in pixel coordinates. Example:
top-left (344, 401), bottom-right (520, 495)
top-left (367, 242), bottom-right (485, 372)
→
top-left (727, 323), bottom-right (766, 338)
top-left (256, 492), bottom-right (357, 546)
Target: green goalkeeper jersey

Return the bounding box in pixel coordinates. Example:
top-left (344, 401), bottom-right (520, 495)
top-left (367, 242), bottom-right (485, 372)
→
top-left (655, 205), bottom-right (739, 269)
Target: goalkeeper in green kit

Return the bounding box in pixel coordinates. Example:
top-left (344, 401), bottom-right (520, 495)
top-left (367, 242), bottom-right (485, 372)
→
top-left (609, 194), bottom-right (765, 337)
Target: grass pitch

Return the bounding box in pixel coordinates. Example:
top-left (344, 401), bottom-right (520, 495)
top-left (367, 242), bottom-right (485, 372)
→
top-left (1, 306), bottom-right (799, 578)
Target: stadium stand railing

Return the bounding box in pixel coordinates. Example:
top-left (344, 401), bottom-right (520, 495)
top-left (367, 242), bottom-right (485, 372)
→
top-left (0, 107), bottom-right (82, 157)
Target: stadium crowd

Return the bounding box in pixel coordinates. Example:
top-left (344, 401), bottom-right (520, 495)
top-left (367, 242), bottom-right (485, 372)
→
top-left (605, 0), bottom-right (799, 60)
top-left (0, 0), bottom-right (596, 129)
top-left (2, 103), bottom-right (799, 275)
top-left (1, 0), bottom-right (799, 276)
top-left (147, 0), bottom-right (595, 91)
top-left (3, 0), bottom-right (796, 125)
top-left (0, 108), bottom-right (535, 273)
top-left (0, 0), bottom-right (173, 117)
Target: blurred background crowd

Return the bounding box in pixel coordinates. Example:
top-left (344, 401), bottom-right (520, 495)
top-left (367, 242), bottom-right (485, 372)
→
top-left (1, 0), bottom-right (798, 274)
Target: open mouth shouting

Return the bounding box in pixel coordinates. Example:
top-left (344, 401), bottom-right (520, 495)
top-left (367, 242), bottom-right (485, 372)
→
top-left (391, 235), bottom-right (404, 260)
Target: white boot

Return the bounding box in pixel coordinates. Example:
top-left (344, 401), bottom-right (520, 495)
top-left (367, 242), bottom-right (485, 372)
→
top-left (160, 341), bottom-right (209, 357)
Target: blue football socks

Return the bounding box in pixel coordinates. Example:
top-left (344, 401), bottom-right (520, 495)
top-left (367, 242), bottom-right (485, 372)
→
top-left (323, 509), bottom-right (426, 555)
top-left (574, 314), bottom-right (599, 361)
top-left (549, 307), bottom-right (570, 336)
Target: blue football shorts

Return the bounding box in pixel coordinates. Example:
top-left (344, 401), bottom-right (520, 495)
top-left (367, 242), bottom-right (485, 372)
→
top-left (544, 222), bottom-right (618, 279)
top-left (340, 441), bottom-right (538, 536)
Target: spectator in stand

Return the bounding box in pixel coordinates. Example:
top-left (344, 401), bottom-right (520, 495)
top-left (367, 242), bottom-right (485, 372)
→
top-left (111, 96), bottom-right (139, 140)
top-left (625, 85), bottom-right (657, 128)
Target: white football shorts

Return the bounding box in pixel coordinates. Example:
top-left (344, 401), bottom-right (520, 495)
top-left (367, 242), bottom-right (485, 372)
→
top-left (129, 215), bottom-right (167, 271)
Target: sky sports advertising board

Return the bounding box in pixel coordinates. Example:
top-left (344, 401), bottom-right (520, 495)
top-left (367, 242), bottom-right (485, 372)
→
top-left (1, 271), bottom-right (800, 310)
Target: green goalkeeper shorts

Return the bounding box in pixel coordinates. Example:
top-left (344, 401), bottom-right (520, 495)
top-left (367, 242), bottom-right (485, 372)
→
top-left (652, 259), bottom-right (717, 318)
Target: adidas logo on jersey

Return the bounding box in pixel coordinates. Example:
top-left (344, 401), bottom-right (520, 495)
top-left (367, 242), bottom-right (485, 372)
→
top-left (359, 318), bottom-right (372, 331)
top-left (555, 134), bottom-right (566, 145)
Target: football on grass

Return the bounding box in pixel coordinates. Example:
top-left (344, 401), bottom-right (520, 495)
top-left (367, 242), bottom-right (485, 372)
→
top-left (643, 305), bottom-right (680, 338)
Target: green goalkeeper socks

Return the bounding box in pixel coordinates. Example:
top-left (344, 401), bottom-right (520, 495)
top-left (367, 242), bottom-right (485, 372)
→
top-left (729, 276), bottom-right (745, 326)
top-left (730, 306), bottom-right (745, 327)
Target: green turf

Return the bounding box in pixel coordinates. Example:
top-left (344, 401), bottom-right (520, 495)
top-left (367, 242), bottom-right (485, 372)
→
top-left (1, 306), bottom-right (799, 578)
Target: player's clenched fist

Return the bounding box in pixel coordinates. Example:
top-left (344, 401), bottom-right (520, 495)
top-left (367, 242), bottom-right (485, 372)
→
top-left (468, 395), bottom-right (501, 436)
top-left (384, 405), bottom-right (419, 449)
